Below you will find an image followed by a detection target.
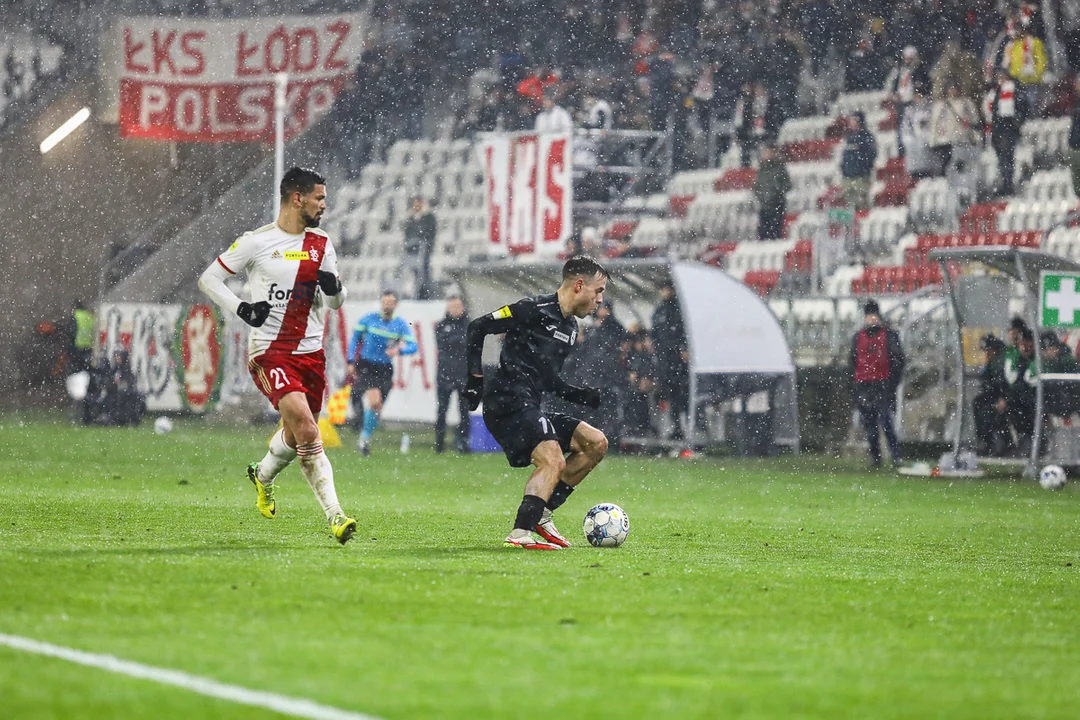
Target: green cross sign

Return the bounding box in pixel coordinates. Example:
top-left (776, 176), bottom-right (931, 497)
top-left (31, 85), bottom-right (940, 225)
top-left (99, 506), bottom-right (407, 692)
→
top-left (1041, 272), bottom-right (1080, 328)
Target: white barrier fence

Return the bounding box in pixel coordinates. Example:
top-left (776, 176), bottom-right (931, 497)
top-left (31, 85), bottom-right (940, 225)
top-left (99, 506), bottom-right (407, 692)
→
top-left (98, 299), bottom-right (457, 422)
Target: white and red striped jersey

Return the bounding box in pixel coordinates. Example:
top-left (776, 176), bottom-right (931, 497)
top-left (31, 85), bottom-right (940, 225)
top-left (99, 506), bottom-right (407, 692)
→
top-left (212, 222), bottom-right (344, 358)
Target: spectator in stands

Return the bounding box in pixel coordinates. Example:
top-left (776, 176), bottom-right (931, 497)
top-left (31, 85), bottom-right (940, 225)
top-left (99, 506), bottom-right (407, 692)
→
top-left (706, 55), bottom-right (743, 164)
top-left (753, 144), bottom-right (791, 241)
top-left (763, 26), bottom-right (803, 122)
top-left (3, 50), bottom-right (23, 99)
top-left (799, 0), bottom-right (841, 75)
top-left (932, 42), bottom-right (981, 103)
top-left (517, 66), bottom-right (558, 111)
top-left (401, 196), bottom-right (436, 299)
top-left (840, 112), bottom-right (877, 211)
top-left (901, 90), bottom-right (936, 178)
top-left (886, 46), bottom-right (931, 157)
top-left (535, 85), bottom-right (573, 132)
top-left (582, 94), bottom-right (613, 130)
top-left (849, 299), bottom-right (905, 469)
top-left (845, 38), bottom-right (887, 93)
top-left (1068, 75), bottom-right (1080, 198)
top-left (998, 17), bottom-right (1047, 113)
top-left (736, 83), bottom-right (783, 168)
top-left (929, 85), bottom-right (979, 178)
top-left (974, 333), bottom-right (1012, 456)
top-left (649, 50), bottom-right (679, 131)
top-left (651, 281), bottom-right (689, 441)
top-left (987, 67), bottom-right (1027, 197)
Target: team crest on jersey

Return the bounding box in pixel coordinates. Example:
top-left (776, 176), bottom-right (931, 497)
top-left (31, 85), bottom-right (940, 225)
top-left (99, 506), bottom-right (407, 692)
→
top-left (271, 250), bottom-right (282, 259)
top-left (309, 248), bottom-right (320, 263)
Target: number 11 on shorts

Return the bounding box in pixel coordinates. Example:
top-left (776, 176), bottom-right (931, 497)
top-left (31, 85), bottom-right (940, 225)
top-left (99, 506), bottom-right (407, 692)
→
top-left (539, 416), bottom-right (551, 434)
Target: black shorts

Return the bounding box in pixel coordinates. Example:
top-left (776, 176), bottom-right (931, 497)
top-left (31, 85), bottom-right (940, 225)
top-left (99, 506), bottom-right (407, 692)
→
top-left (354, 358), bottom-right (394, 400)
top-left (483, 404), bottom-right (581, 468)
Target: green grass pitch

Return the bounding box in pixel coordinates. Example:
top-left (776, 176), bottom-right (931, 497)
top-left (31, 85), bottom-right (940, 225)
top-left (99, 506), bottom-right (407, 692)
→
top-left (1, 417), bottom-right (1079, 719)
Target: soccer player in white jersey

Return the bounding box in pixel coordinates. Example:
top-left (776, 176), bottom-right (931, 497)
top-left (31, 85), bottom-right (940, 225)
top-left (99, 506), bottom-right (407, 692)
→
top-left (198, 167), bottom-right (357, 544)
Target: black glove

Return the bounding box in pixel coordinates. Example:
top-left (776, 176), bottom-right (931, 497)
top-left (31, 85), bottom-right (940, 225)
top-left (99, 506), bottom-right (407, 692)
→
top-left (237, 301), bottom-right (271, 327)
top-left (316, 270), bottom-right (342, 296)
top-left (563, 385), bottom-right (602, 409)
top-left (464, 374), bottom-right (484, 411)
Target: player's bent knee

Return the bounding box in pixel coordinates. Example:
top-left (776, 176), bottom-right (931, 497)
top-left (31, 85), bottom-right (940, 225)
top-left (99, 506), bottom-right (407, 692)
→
top-left (293, 418), bottom-right (320, 445)
top-left (593, 433), bottom-right (609, 460)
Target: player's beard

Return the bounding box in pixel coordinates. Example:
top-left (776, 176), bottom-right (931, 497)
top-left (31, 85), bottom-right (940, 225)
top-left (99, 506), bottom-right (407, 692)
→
top-left (302, 211), bottom-right (321, 228)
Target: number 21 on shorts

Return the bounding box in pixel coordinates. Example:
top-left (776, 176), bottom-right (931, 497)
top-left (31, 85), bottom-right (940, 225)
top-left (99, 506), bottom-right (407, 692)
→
top-left (269, 367), bottom-right (289, 390)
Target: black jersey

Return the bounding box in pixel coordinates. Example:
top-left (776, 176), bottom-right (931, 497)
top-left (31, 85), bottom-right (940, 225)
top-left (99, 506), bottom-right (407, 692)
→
top-left (466, 292), bottom-right (579, 409)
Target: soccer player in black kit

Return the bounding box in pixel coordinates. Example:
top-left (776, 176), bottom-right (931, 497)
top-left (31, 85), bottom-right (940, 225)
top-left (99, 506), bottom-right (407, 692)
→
top-left (464, 256), bottom-right (610, 550)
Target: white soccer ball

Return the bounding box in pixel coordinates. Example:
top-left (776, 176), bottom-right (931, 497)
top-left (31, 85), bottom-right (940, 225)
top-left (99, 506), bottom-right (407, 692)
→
top-left (1039, 465), bottom-right (1067, 490)
top-left (154, 416), bottom-right (174, 435)
top-left (583, 503), bottom-right (630, 547)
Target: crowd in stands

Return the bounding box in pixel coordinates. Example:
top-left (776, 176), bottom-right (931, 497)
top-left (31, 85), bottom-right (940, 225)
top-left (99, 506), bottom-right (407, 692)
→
top-left (0, 31), bottom-right (62, 128)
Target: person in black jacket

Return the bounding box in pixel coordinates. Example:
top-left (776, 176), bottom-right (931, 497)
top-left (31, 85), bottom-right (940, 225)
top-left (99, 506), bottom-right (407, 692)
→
top-left (973, 333), bottom-right (1012, 456)
top-left (434, 296), bottom-right (470, 454)
top-left (401, 197), bottom-right (436, 299)
top-left (849, 300), bottom-right (905, 468)
top-left (987, 67), bottom-right (1027, 197)
top-left (651, 281), bottom-right (689, 440)
top-left (841, 112), bottom-right (878, 210)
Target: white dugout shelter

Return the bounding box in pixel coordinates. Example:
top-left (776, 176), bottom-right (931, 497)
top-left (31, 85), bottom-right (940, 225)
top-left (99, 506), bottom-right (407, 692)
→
top-left (452, 259), bottom-right (800, 454)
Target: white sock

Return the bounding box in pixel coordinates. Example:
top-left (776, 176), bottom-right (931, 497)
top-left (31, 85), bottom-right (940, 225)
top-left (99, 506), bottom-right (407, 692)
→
top-left (296, 441), bottom-right (343, 521)
top-left (256, 428), bottom-right (296, 486)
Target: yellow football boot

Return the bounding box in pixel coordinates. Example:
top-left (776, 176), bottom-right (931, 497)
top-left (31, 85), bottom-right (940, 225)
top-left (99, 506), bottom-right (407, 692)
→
top-left (246, 463), bottom-right (276, 519)
top-left (330, 515), bottom-right (357, 545)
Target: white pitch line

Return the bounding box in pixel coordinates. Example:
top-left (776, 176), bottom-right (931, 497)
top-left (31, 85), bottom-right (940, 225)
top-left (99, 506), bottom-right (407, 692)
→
top-left (0, 633), bottom-right (383, 720)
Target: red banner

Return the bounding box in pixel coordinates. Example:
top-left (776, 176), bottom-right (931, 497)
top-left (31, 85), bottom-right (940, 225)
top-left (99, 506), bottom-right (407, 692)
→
top-left (104, 13), bottom-right (366, 142)
top-left (480, 132), bottom-right (572, 257)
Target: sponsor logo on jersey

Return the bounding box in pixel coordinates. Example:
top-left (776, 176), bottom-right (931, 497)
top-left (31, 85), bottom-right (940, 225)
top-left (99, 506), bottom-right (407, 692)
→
top-left (553, 330), bottom-right (571, 343)
top-left (268, 281), bottom-right (318, 303)
top-left (492, 306), bottom-right (512, 319)
top-left (229, 241), bottom-right (239, 252)
top-left (271, 249), bottom-right (282, 259)
top-left (284, 251), bottom-right (310, 261)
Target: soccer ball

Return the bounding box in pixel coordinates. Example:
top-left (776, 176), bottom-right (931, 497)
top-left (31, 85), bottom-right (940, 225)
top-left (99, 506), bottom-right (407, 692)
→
top-left (153, 416), bottom-right (174, 435)
top-left (583, 503), bottom-right (630, 547)
top-left (1039, 465), bottom-right (1067, 490)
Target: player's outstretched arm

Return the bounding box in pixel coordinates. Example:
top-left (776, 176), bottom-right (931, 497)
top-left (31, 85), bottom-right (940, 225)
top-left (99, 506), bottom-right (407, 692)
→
top-left (198, 260), bottom-right (243, 316)
top-left (199, 261), bottom-right (270, 328)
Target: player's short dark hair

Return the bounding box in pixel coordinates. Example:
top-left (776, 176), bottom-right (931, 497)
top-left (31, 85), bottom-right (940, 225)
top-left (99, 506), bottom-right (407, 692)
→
top-left (280, 167), bottom-right (325, 202)
top-left (381, 288), bottom-right (398, 299)
top-left (562, 255), bottom-right (609, 282)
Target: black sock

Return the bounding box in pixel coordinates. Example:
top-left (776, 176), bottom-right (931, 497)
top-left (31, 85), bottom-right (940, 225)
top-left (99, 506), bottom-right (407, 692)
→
top-left (546, 481), bottom-right (574, 511)
top-left (513, 494), bottom-right (547, 531)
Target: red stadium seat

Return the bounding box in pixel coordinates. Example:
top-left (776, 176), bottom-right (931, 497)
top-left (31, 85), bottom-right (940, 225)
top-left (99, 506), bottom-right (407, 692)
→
top-left (669, 194), bottom-right (695, 218)
top-left (714, 168), bottom-right (756, 192)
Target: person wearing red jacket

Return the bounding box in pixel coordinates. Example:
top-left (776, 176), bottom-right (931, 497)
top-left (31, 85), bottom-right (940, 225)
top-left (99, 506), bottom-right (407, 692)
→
top-left (849, 300), bottom-right (906, 469)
